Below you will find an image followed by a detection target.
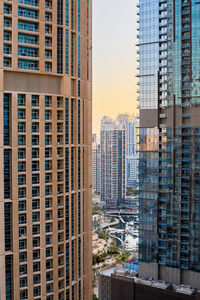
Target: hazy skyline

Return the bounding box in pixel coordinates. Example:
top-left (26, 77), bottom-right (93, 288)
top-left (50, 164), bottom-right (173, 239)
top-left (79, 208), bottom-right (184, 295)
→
top-left (93, 0), bottom-right (138, 135)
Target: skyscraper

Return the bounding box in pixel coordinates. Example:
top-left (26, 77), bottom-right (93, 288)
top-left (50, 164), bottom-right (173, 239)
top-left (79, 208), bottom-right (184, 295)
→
top-left (139, 0), bottom-right (200, 289)
top-left (0, 0), bottom-right (92, 299)
top-left (126, 116), bottom-right (139, 189)
top-left (100, 116), bottom-right (126, 209)
top-left (92, 134), bottom-right (100, 195)
top-left (92, 134), bottom-right (97, 194)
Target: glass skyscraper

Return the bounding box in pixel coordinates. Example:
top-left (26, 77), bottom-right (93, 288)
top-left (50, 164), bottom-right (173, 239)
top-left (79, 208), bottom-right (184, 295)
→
top-left (1, 0), bottom-right (92, 299)
top-left (139, 0), bottom-right (200, 288)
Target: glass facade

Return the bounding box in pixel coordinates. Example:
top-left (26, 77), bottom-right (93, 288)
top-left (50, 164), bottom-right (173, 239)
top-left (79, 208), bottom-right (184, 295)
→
top-left (139, 0), bottom-right (200, 282)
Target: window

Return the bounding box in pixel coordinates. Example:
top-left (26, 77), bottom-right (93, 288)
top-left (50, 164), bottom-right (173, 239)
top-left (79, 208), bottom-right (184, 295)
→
top-left (32, 161), bottom-right (39, 171)
top-left (4, 17), bottom-right (12, 28)
top-left (45, 173), bottom-right (52, 183)
top-left (19, 252), bottom-right (27, 263)
top-left (45, 0), bottom-right (52, 9)
top-left (4, 31), bottom-right (12, 41)
top-left (33, 250), bottom-right (40, 260)
top-left (18, 148), bottom-right (26, 159)
top-left (32, 122), bottom-right (39, 132)
top-left (18, 135), bottom-right (26, 146)
top-left (18, 33), bottom-right (38, 45)
top-left (65, 0), bottom-right (69, 26)
top-left (18, 187), bottom-right (26, 198)
top-left (32, 174), bottom-right (39, 184)
top-left (45, 186), bottom-right (52, 196)
top-left (18, 175), bottom-right (26, 185)
top-left (46, 271), bottom-right (53, 282)
top-left (18, 109), bottom-right (26, 119)
top-left (18, 45), bottom-right (38, 57)
top-left (4, 44), bottom-right (12, 55)
top-left (18, 7), bottom-right (39, 19)
top-left (32, 109), bottom-right (39, 119)
top-left (45, 198), bottom-right (52, 208)
top-left (32, 135), bottom-right (39, 145)
top-left (18, 161), bottom-right (26, 172)
top-left (32, 148), bottom-right (39, 158)
top-left (45, 62), bottom-right (52, 72)
top-left (45, 160), bottom-right (52, 171)
top-left (32, 212), bottom-right (40, 222)
top-left (19, 227), bottom-right (27, 238)
top-left (46, 235), bottom-right (52, 245)
top-left (20, 289), bottom-right (28, 300)
top-left (32, 199), bottom-right (40, 210)
top-left (33, 237), bottom-right (40, 248)
top-left (33, 274), bottom-right (40, 284)
top-left (18, 122), bottom-right (26, 133)
top-left (46, 247), bottom-right (53, 257)
top-left (46, 223), bottom-right (52, 233)
top-left (45, 12), bottom-right (52, 22)
top-left (45, 148), bottom-right (52, 158)
top-left (18, 0), bottom-right (39, 7)
top-left (46, 259), bottom-right (53, 269)
top-left (4, 4), bottom-right (12, 15)
top-left (18, 59), bottom-right (39, 70)
top-left (18, 94), bottom-right (26, 106)
top-left (18, 200), bottom-right (26, 211)
top-left (45, 24), bottom-right (52, 34)
top-left (45, 135), bottom-right (52, 145)
top-left (45, 211), bottom-right (52, 221)
top-left (33, 286), bottom-right (41, 297)
top-left (45, 110), bottom-right (52, 120)
top-left (45, 49), bottom-right (52, 59)
top-left (45, 123), bottom-right (52, 133)
top-left (32, 95), bottom-right (39, 106)
top-left (45, 37), bottom-right (52, 46)
top-left (33, 262), bottom-right (40, 272)
top-left (32, 186), bottom-right (40, 197)
top-left (32, 225), bottom-right (40, 235)
top-left (18, 20), bottom-right (39, 32)
top-left (4, 57), bottom-right (12, 68)
top-left (19, 214), bottom-right (26, 224)
top-left (45, 96), bottom-right (52, 107)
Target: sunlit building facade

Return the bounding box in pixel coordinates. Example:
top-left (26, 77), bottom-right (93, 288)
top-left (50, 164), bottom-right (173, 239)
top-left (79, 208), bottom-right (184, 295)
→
top-left (92, 134), bottom-right (100, 195)
top-left (139, 0), bottom-right (200, 289)
top-left (0, 0), bottom-right (92, 299)
top-left (100, 116), bottom-right (126, 209)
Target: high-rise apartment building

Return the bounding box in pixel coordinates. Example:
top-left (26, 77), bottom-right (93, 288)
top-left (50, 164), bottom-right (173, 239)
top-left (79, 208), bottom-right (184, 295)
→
top-left (0, 0), bottom-right (92, 299)
top-left (92, 134), bottom-right (100, 195)
top-left (100, 116), bottom-right (126, 209)
top-left (126, 117), bottom-right (139, 189)
top-left (92, 134), bottom-right (97, 194)
top-left (139, 0), bottom-right (200, 289)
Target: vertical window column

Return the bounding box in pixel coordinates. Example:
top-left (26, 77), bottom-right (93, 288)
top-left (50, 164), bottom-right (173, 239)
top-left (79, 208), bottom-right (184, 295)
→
top-left (4, 202), bottom-right (12, 251)
top-left (4, 149), bottom-right (11, 199)
top-left (4, 94), bottom-right (11, 146)
top-left (57, 27), bottom-right (63, 74)
top-left (65, 30), bottom-right (69, 74)
top-left (5, 255), bottom-right (13, 300)
top-left (78, 35), bottom-right (81, 78)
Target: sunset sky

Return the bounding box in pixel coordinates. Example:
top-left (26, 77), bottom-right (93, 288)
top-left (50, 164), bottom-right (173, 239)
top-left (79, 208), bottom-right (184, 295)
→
top-left (92, 0), bottom-right (138, 135)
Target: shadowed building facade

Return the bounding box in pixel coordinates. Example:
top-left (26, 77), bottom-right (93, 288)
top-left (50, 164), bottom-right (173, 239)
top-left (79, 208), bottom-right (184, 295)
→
top-left (0, 0), bottom-right (92, 299)
top-left (139, 0), bottom-right (200, 289)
